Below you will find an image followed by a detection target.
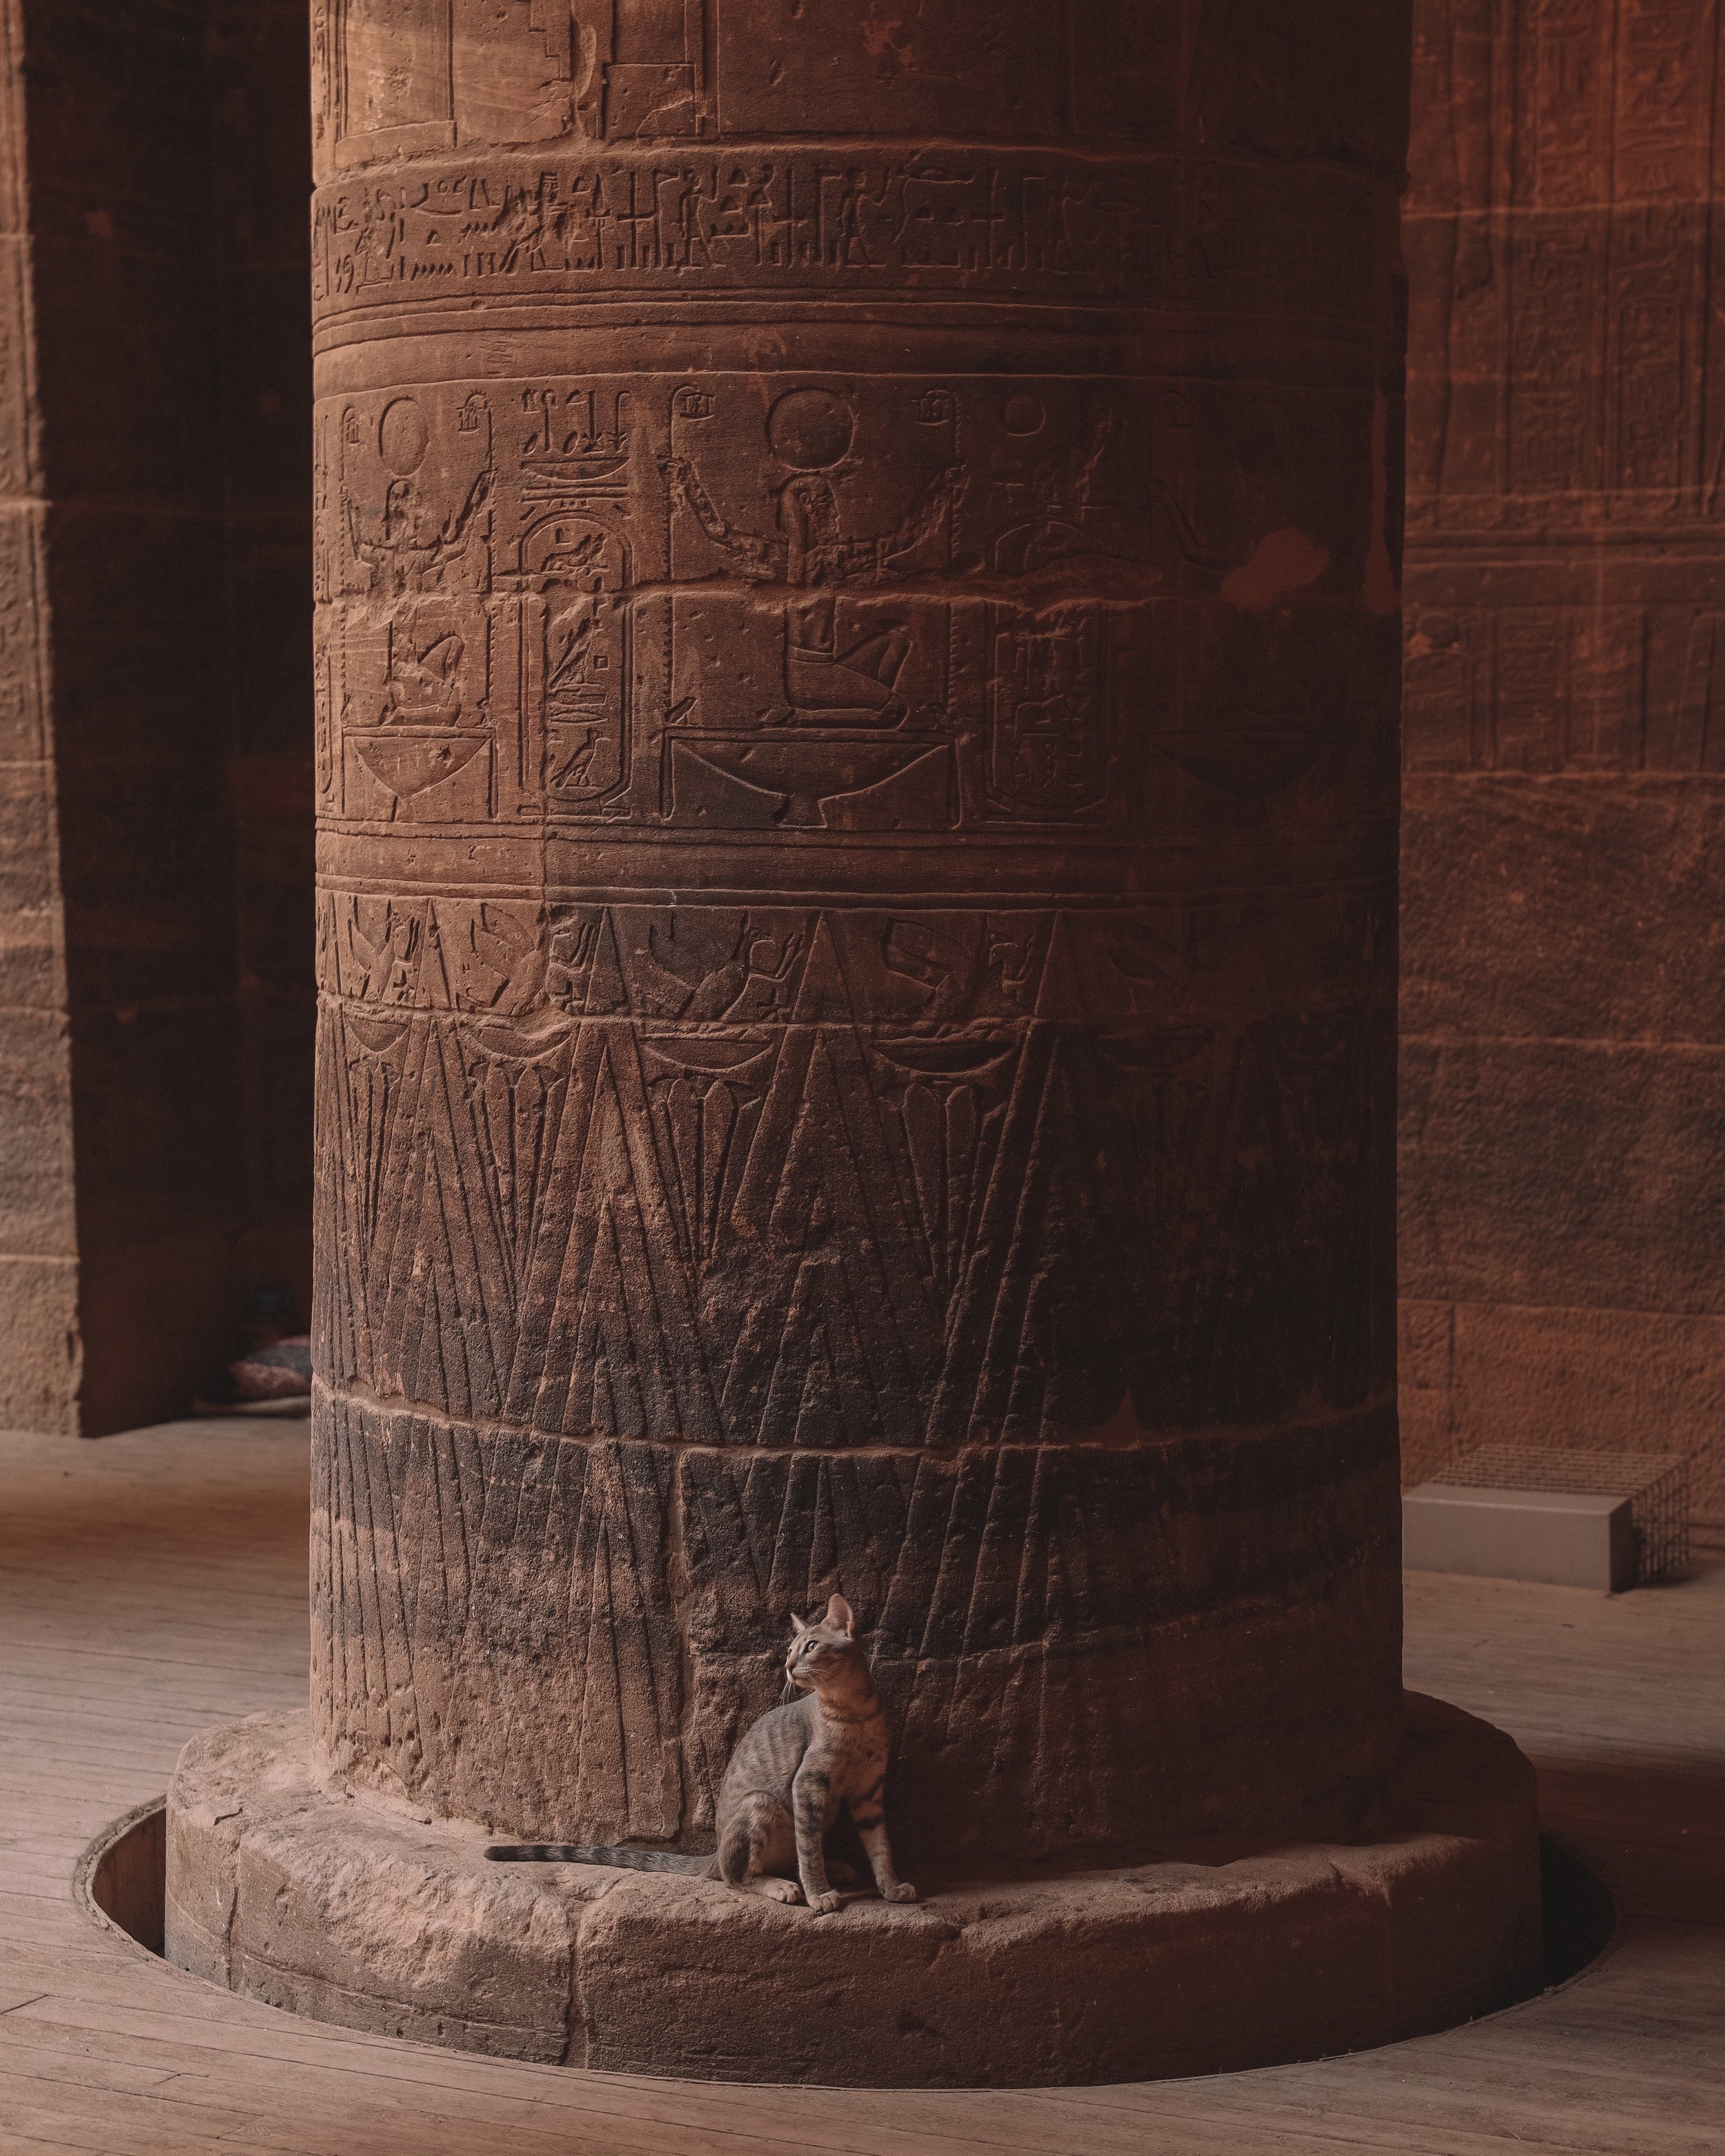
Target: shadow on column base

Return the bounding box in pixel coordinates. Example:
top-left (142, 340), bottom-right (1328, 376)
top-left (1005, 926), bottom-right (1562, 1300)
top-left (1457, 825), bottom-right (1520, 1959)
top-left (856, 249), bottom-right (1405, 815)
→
top-left (123, 1694), bottom-right (1549, 2087)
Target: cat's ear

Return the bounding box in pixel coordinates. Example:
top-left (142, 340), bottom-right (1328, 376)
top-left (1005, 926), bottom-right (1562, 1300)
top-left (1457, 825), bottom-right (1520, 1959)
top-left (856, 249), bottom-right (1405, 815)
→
top-left (826, 1594), bottom-right (856, 1637)
top-left (789, 1612), bottom-right (809, 1636)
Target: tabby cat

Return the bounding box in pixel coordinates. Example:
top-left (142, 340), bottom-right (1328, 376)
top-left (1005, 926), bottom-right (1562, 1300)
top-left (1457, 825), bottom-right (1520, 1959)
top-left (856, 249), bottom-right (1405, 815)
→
top-left (486, 1594), bottom-right (915, 1915)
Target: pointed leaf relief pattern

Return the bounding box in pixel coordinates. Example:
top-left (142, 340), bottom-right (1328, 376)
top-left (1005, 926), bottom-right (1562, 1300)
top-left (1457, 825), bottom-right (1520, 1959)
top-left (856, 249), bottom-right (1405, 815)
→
top-left (313, 1392), bottom-right (1399, 1855)
top-left (313, 1392), bottom-right (684, 1843)
top-left (320, 986), bottom-right (1389, 1444)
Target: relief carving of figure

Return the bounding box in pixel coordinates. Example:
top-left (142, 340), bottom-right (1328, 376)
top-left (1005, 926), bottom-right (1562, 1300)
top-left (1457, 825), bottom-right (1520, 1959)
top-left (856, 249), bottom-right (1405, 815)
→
top-left (642, 916), bottom-right (804, 1021)
top-left (337, 396), bottom-right (496, 812)
top-left (662, 388), bottom-right (967, 727)
top-left (344, 393), bottom-right (493, 600)
top-left (380, 623), bottom-right (465, 726)
top-left (348, 466), bottom-right (492, 599)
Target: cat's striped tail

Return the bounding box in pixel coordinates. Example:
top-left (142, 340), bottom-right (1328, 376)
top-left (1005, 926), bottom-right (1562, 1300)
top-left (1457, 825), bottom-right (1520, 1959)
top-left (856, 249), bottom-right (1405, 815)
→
top-left (484, 1842), bottom-right (713, 1875)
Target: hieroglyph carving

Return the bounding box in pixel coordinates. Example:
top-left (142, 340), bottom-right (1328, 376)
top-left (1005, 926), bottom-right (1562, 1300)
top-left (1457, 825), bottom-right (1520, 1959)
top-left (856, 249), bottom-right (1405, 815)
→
top-left (313, 154), bottom-right (1377, 313)
top-left (313, 0), bottom-right (710, 165)
top-left (317, 373), bottom-right (1379, 831)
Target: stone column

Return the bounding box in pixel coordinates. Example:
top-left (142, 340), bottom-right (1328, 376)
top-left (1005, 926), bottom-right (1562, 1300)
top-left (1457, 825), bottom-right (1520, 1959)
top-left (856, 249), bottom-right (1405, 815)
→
top-left (168, 0), bottom-right (1549, 2084)
top-left (308, 0), bottom-right (1413, 1870)
top-left (1403, 1), bottom-right (1725, 1521)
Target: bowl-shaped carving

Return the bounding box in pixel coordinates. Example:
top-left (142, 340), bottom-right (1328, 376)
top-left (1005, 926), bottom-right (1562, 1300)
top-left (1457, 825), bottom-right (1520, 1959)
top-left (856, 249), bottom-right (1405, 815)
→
top-left (353, 728), bottom-right (488, 802)
top-left (688, 730), bottom-right (942, 827)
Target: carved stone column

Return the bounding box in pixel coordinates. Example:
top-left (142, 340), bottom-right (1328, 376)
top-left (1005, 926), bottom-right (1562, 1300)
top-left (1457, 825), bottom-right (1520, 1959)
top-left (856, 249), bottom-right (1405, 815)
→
top-left (167, 1), bottom-right (1545, 2086)
top-left (308, 0), bottom-right (1412, 1866)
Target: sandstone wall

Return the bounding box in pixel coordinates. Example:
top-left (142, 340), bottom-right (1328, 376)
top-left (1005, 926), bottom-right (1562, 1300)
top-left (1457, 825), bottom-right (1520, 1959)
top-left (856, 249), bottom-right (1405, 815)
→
top-left (1404, 0), bottom-right (1725, 1519)
top-left (0, 0), bottom-right (78, 1433)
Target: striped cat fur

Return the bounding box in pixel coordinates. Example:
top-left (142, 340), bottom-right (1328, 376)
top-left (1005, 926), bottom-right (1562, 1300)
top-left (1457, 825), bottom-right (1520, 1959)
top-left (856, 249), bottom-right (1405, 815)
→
top-left (486, 1595), bottom-right (916, 1914)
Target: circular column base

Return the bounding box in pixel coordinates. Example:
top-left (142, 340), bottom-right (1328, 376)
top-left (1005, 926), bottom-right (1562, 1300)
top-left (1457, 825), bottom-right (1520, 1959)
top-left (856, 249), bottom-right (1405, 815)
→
top-left (165, 1696), bottom-right (1542, 2088)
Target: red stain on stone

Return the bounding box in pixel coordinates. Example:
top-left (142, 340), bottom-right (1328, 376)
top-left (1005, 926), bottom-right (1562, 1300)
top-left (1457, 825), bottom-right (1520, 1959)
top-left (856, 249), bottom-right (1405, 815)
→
top-left (1221, 527), bottom-right (1330, 609)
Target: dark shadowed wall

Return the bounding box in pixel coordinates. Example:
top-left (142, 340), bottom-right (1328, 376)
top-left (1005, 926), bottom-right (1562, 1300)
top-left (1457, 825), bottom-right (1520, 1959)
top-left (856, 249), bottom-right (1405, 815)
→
top-left (210, 1), bottom-right (316, 1341)
top-left (0, 0), bottom-right (311, 1434)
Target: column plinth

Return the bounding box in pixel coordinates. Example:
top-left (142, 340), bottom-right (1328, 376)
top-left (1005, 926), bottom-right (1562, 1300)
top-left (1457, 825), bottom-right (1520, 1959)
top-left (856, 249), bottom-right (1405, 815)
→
top-left (164, 1), bottom-right (1546, 2081)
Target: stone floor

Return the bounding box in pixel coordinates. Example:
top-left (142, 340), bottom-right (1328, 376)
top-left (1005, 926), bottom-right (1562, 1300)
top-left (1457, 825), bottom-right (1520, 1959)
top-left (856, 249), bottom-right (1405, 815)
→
top-left (0, 1417), bottom-right (1720, 2153)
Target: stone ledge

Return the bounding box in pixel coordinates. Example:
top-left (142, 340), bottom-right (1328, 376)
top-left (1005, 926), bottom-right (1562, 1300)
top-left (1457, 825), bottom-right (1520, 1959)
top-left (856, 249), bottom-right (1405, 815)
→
top-left (165, 1697), bottom-right (1543, 2088)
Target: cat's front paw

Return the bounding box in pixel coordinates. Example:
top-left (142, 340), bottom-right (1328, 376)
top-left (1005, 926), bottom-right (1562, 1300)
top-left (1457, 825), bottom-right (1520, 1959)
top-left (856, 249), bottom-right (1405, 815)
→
top-left (880, 1881), bottom-right (917, 1904)
top-left (805, 1890), bottom-right (845, 1916)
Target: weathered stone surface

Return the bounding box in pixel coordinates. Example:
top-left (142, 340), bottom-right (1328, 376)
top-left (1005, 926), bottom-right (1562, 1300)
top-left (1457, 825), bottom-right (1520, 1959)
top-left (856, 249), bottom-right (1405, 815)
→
top-left (0, 1007), bottom-right (75, 1259)
top-left (0, 18), bottom-right (72, 1438)
top-left (1403, 1), bottom-right (1725, 1514)
top-left (168, 1710), bottom-right (591, 2057)
top-left (167, 1698), bottom-right (1543, 2087)
top-left (309, 2), bottom-right (1412, 1870)
top-left (0, 1254), bottom-right (78, 1437)
top-left (1403, 779), bottom-right (1725, 1046)
top-left (232, 1822), bottom-right (578, 2064)
top-left (314, 1396), bottom-right (1400, 1864)
top-left (1401, 1297), bottom-right (1725, 1510)
top-left (1401, 1036), bottom-right (1725, 1315)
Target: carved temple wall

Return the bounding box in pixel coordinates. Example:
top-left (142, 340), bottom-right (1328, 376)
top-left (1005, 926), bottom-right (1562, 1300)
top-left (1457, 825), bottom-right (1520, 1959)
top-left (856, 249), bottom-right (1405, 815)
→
top-left (0, 0), bottom-right (313, 1435)
top-left (0, 0), bottom-right (74, 1434)
top-left (309, 1), bottom-right (1410, 1864)
top-left (1404, 0), bottom-right (1725, 1519)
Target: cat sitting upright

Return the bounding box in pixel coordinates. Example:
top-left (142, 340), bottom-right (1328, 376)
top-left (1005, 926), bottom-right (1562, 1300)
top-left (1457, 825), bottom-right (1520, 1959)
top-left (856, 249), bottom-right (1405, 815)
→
top-left (486, 1594), bottom-right (916, 1915)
